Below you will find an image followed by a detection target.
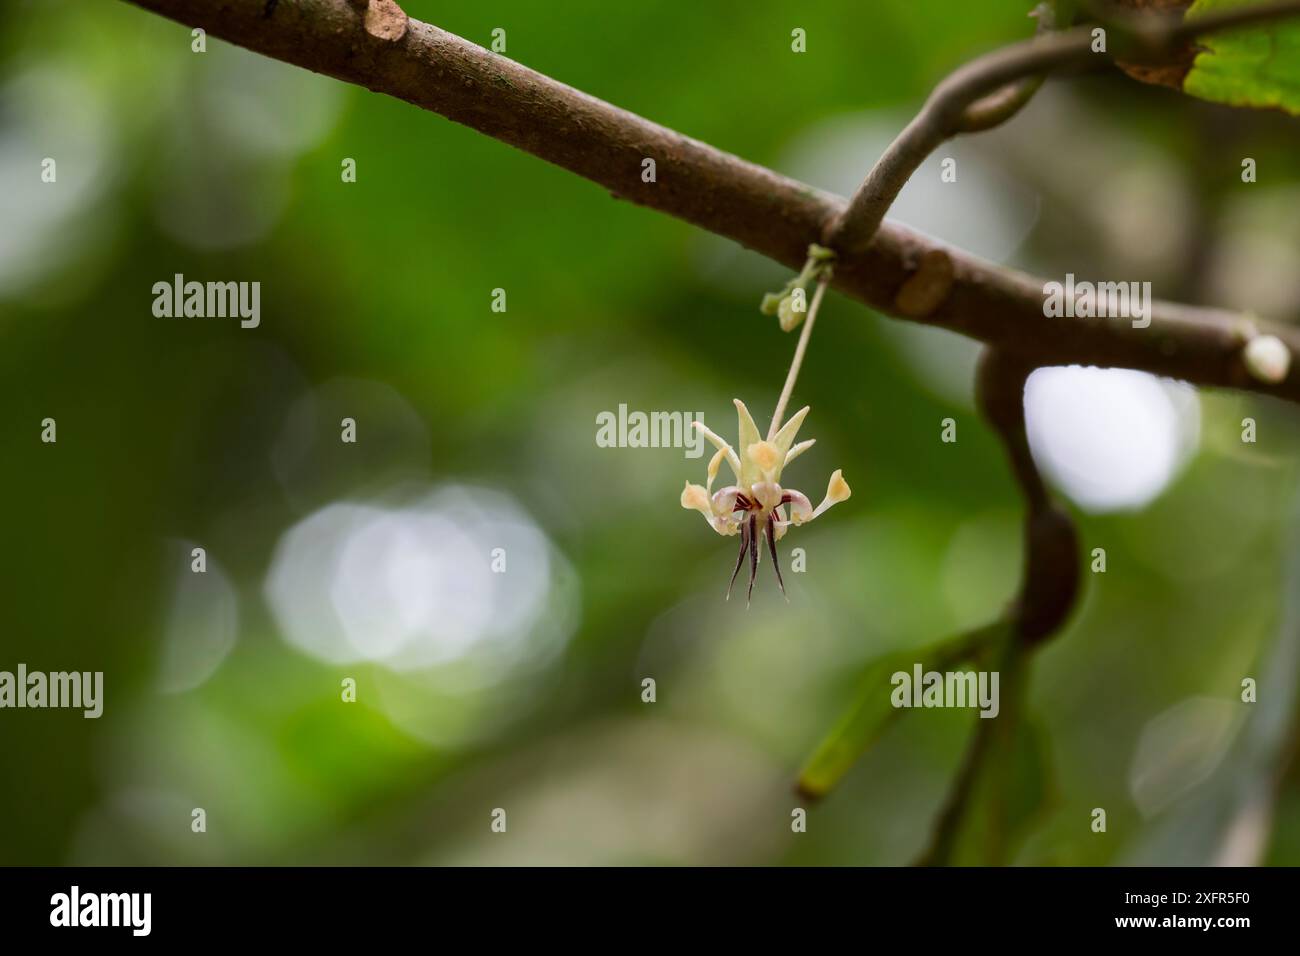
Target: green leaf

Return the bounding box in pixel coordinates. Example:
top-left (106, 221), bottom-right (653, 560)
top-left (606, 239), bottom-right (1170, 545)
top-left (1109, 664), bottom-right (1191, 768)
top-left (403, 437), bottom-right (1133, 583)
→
top-left (796, 622), bottom-right (1007, 800)
top-left (1183, 0), bottom-right (1300, 115)
top-left (795, 651), bottom-right (914, 800)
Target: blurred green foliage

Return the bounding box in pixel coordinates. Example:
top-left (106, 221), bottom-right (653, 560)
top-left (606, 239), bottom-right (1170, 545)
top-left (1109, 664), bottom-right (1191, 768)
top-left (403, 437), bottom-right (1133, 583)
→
top-left (1, 0), bottom-right (1298, 866)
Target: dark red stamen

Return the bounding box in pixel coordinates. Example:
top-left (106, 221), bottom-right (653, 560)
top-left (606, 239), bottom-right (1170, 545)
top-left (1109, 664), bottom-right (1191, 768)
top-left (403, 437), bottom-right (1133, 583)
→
top-left (746, 514), bottom-right (759, 605)
top-left (766, 513), bottom-right (787, 600)
top-left (725, 520), bottom-right (749, 601)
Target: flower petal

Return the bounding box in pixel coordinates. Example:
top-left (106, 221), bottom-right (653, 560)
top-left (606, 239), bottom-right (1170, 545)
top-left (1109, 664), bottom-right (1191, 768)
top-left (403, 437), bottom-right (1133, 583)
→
top-left (751, 480), bottom-right (782, 511)
top-left (734, 398), bottom-right (763, 485)
top-left (681, 481), bottom-right (711, 514)
top-left (811, 469), bottom-right (851, 519)
top-left (771, 405), bottom-right (811, 461)
top-left (705, 447), bottom-right (727, 492)
top-left (711, 485), bottom-right (742, 517)
top-left (693, 421), bottom-right (741, 480)
top-left (784, 438), bottom-right (816, 467)
top-left (785, 489), bottom-right (813, 525)
top-left (682, 482), bottom-right (736, 535)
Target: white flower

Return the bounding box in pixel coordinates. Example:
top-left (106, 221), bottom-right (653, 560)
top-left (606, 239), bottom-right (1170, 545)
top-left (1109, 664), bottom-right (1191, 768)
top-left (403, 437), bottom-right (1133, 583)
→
top-left (680, 399), bottom-right (851, 602)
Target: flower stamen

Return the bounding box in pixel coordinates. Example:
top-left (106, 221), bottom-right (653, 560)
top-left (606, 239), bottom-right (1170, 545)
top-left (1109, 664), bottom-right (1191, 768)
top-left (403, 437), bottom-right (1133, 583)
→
top-left (766, 514), bottom-right (787, 600)
top-left (747, 513), bottom-right (759, 605)
top-left (726, 519), bottom-right (750, 601)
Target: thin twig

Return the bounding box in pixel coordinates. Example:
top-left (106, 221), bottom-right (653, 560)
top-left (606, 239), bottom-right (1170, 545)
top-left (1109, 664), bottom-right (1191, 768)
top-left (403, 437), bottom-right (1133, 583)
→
top-left (768, 278), bottom-right (829, 440)
top-left (828, 0), bottom-right (1300, 256)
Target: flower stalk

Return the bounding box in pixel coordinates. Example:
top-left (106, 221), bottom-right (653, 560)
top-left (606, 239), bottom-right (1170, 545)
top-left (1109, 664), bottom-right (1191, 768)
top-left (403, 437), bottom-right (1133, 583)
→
top-left (769, 276), bottom-right (828, 441)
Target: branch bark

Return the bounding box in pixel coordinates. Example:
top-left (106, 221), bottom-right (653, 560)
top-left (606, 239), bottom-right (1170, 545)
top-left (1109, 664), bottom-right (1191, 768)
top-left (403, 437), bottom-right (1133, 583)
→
top-left (977, 350), bottom-right (1081, 646)
top-left (915, 349), bottom-right (1080, 865)
top-left (123, 0), bottom-right (1300, 402)
top-left (830, 0), bottom-right (1300, 255)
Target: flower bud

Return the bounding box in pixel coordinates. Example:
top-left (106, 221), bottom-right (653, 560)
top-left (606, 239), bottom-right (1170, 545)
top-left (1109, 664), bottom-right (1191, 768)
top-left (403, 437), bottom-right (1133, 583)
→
top-left (778, 295), bottom-right (805, 332)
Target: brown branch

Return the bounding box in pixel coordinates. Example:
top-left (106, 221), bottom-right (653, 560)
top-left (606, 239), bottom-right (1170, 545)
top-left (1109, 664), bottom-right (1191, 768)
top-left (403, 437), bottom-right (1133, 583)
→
top-left (829, 8), bottom-right (1080, 257)
top-left (829, 0), bottom-right (1300, 256)
top-left (976, 350), bottom-right (1080, 646)
top-left (123, 0), bottom-right (1300, 402)
top-left (915, 349), bottom-right (1080, 866)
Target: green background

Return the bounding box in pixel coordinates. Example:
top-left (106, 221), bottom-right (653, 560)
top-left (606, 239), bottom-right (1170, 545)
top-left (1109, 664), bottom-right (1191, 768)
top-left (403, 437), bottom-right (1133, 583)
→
top-left (1, 0), bottom-right (1298, 865)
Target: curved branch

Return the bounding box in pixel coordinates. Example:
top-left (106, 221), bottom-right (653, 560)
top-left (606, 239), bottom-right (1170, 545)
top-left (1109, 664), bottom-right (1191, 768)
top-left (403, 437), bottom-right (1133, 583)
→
top-left (828, 0), bottom-right (1300, 256)
top-left (123, 0), bottom-right (1300, 402)
top-left (976, 350), bottom-right (1080, 645)
top-left (957, 74), bottom-right (1045, 134)
top-left (915, 350), bottom-right (1080, 865)
top-left (830, 13), bottom-right (1088, 256)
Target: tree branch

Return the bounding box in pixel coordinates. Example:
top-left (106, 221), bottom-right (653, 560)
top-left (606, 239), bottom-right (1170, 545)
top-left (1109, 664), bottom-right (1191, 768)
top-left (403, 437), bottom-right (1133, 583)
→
top-left (123, 0), bottom-right (1300, 402)
top-left (915, 350), bottom-right (1080, 865)
top-left (976, 350), bottom-right (1080, 646)
top-left (828, 0), bottom-right (1300, 256)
